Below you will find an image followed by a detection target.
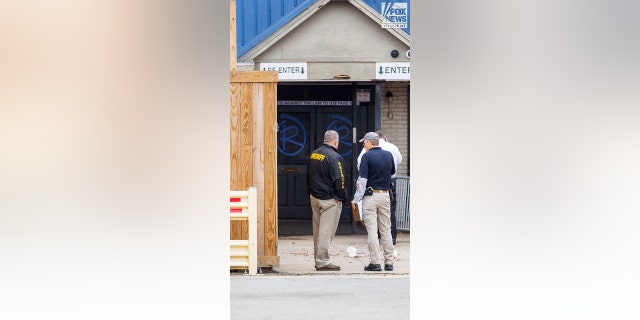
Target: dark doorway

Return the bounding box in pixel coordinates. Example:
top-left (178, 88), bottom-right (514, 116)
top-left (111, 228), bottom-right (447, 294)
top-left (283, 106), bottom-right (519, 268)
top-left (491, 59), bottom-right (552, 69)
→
top-left (276, 83), bottom-right (377, 234)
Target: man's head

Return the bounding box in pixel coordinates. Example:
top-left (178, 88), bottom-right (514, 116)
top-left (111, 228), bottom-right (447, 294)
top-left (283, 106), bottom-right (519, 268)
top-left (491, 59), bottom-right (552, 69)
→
top-left (324, 130), bottom-right (339, 148)
top-left (359, 131), bottom-right (379, 150)
top-left (375, 130), bottom-right (388, 142)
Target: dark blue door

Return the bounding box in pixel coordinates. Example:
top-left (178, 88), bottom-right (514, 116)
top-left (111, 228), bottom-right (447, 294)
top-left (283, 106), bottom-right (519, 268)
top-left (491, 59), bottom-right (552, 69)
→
top-left (276, 84), bottom-right (376, 222)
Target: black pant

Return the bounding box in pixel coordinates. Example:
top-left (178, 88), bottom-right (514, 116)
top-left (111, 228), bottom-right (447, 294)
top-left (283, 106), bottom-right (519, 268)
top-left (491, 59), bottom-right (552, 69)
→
top-left (389, 178), bottom-right (397, 242)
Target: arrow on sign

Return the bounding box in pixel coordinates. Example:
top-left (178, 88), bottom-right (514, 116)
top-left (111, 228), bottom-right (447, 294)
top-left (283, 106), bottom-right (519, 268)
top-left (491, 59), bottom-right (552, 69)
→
top-left (378, 66), bottom-right (383, 75)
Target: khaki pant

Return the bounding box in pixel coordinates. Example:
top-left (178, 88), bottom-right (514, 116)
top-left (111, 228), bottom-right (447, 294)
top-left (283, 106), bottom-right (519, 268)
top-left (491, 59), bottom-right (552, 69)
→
top-left (362, 192), bottom-right (395, 265)
top-left (310, 195), bottom-right (342, 268)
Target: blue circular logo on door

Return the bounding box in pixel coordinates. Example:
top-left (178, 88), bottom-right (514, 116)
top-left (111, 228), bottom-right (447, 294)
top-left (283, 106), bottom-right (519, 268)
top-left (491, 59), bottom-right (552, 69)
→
top-left (277, 114), bottom-right (307, 157)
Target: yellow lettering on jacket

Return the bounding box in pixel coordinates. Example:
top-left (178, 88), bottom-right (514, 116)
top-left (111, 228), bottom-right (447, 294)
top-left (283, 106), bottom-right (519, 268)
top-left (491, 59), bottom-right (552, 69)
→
top-left (338, 161), bottom-right (345, 189)
top-left (310, 153), bottom-right (325, 161)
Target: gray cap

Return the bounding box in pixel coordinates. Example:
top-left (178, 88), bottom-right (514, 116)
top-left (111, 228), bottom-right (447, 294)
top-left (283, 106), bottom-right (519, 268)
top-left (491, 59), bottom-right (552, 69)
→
top-left (359, 132), bottom-right (379, 142)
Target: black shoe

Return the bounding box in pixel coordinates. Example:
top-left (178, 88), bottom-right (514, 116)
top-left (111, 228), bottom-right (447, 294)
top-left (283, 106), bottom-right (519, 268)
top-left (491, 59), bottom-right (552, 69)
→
top-left (385, 264), bottom-right (393, 271)
top-left (392, 239), bottom-right (397, 245)
top-left (364, 263), bottom-right (382, 271)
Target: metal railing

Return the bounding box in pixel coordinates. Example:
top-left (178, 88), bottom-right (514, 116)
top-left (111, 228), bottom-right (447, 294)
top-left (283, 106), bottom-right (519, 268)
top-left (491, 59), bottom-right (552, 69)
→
top-left (394, 176), bottom-right (410, 232)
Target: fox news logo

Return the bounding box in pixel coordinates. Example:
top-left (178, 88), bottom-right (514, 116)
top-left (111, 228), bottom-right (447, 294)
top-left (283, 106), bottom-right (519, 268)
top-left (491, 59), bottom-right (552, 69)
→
top-left (381, 2), bottom-right (408, 29)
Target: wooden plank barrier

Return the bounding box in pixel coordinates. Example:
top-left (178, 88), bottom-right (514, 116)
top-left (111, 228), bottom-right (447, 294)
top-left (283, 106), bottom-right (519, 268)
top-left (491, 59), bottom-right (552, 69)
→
top-left (230, 70), bottom-right (279, 268)
top-left (230, 187), bottom-right (258, 275)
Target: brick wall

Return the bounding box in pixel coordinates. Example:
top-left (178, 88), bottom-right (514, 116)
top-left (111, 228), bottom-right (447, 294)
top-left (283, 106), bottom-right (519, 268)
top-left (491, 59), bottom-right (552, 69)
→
top-left (380, 81), bottom-right (409, 177)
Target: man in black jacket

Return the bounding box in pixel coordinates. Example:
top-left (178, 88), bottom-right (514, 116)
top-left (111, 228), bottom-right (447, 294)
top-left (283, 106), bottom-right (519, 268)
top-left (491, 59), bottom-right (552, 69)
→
top-left (306, 130), bottom-right (347, 271)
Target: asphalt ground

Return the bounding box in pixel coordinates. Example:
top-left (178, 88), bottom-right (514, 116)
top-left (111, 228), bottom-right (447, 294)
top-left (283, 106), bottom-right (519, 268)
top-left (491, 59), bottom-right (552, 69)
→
top-left (231, 232), bottom-right (411, 320)
top-left (231, 276), bottom-right (410, 320)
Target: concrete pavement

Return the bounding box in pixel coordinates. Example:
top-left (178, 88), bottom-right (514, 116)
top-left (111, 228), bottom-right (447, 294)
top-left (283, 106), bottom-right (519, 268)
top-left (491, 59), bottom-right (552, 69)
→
top-left (231, 231), bottom-right (410, 277)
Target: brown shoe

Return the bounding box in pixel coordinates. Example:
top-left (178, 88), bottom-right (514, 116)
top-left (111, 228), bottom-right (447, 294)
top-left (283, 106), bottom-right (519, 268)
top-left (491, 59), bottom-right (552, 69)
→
top-left (315, 263), bottom-right (341, 271)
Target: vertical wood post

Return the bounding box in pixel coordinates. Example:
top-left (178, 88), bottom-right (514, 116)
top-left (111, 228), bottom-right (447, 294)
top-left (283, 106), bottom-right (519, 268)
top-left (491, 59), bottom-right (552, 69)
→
top-left (230, 0), bottom-right (237, 71)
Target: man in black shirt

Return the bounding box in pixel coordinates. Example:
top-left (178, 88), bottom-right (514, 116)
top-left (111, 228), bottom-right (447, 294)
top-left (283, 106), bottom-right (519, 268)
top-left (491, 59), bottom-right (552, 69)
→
top-left (351, 132), bottom-right (396, 271)
top-left (306, 130), bottom-right (347, 271)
